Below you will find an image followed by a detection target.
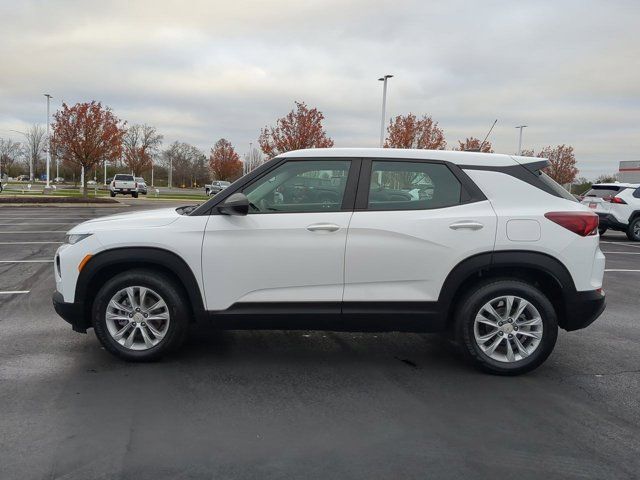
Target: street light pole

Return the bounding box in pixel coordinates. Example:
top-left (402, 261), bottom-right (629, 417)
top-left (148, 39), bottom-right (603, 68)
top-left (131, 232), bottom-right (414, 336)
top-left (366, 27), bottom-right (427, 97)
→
top-left (44, 94), bottom-right (53, 188)
top-left (515, 125), bottom-right (527, 155)
top-left (378, 75), bottom-right (393, 147)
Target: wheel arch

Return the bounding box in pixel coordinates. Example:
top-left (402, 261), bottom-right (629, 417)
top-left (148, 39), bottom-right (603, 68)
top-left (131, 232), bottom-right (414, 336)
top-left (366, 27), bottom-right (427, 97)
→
top-left (76, 247), bottom-right (206, 330)
top-left (439, 251), bottom-right (576, 330)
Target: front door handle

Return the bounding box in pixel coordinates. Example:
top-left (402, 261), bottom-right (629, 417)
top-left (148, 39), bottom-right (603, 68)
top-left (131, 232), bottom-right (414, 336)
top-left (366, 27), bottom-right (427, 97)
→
top-left (449, 221), bottom-right (484, 231)
top-left (307, 223), bottom-right (340, 232)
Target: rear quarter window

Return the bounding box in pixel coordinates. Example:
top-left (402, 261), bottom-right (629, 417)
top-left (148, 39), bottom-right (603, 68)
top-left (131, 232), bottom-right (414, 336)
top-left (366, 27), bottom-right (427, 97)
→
top-left (537, 172), bottom-right (576, 202)
top-left (115, 175), bottom-right (134, 181)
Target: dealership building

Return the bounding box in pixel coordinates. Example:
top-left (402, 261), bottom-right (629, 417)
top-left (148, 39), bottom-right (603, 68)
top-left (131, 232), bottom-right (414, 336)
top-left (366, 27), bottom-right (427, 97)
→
top-left (619, 161), bottom-right (640, 183)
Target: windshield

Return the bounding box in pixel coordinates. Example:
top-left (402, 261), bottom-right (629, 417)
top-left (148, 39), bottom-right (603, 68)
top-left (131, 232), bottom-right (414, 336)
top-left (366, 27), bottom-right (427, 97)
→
top-left (583, 185), bottom-right (624, 198)
top-left (537, 172), bottom-right (577, 202)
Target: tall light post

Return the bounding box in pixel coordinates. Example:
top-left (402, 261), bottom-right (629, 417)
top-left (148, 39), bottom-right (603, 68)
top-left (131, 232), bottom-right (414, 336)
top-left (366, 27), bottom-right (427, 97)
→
top-left (44, 94), bottom-right (53, 189)
top-left (515, 125), bottom-right (527, 155)
top-left (378, 74), bottom-right (393, 147)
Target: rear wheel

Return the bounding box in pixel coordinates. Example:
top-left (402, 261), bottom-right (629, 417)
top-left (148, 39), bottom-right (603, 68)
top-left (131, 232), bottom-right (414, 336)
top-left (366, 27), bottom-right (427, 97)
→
top-left (132, 192), bottom-right (139, 198)
top-left (626, 217), bottom-right (640, 241)
top-left (455, 280), bottom-right (558, 375)
top-left (92, 269), bottom-right (189, 361)
top-left (110, 191), bottom-right (116, 197)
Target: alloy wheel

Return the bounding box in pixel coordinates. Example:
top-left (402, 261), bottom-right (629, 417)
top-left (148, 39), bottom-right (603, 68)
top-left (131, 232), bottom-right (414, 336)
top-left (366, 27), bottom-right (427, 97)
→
top-left (105, 286), bottom-right (171, 351)
top-left (473, 295), bottom-right (543, 363)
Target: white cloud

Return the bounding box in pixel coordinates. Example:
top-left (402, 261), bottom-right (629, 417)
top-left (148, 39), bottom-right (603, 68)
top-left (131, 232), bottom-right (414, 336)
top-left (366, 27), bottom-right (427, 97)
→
top-left (0, 0), bottom-right (639, 178)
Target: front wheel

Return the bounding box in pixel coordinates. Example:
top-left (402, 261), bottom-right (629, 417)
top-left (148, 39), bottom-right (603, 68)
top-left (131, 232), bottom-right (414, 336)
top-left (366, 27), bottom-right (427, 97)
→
top-left (92, 269), bottom-right (189, 361)
top-left (110, 191), bottom-right (116, 197)
top-left (626, 217), bottom-right (640, 241)
top-left (455, 280), bottom-right (558, 375)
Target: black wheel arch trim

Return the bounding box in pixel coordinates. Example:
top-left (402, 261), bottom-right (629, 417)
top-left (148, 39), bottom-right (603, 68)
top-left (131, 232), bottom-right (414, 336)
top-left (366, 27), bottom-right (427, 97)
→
top-left (75, 247), bottom-right (207, 324)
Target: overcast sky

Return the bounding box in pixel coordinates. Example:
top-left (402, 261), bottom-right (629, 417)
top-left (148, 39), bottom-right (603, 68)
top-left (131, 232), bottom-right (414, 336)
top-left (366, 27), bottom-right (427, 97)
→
top-left (1, 0), bottom-right (638, 178)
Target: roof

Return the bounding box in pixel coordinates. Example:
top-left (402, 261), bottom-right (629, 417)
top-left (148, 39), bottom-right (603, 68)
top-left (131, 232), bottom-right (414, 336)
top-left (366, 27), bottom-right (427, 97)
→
top-left (276, 148), bottom-right (538, 167)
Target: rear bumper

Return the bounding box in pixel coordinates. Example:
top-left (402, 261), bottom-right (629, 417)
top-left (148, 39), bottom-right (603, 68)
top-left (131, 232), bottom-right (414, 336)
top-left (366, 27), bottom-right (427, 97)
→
top-left (562, 289), bottom-right (606, 331)
top-left (52, 291), bottom-right (88, 333)
top-left (597, 213), bottom-right (627, 231)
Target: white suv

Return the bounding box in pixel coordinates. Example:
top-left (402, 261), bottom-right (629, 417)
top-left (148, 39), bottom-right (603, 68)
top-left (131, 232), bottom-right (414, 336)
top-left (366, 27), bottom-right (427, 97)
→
top-left (52, 148), bottom-right (606, 375)
top-left (580, 182), bottom-right (640, 241)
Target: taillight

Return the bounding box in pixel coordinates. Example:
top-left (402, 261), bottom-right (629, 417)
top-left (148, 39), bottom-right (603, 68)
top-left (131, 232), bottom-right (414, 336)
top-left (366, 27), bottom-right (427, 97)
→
top-left (544, 211), bottom-right (599, 236)
top-left (611, 196), bottom-right (627, 204)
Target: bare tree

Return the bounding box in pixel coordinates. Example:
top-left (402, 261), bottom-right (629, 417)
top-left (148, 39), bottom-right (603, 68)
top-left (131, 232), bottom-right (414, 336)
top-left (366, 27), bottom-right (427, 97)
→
top-left (122, 124), bottom-right (163, 176)
top-left (243, 146), bottom-right (264, 173)
top-left (0, 138), bottom-right (23, 178)
top-left (161, 142), bottom-right (205, 188)
top-left (22, 125), bottom-right (46, 181)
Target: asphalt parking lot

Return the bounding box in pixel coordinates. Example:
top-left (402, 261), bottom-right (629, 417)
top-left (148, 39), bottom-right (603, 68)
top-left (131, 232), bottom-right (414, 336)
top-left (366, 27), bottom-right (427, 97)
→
top-left (1, 203), bottom-right (639, 480)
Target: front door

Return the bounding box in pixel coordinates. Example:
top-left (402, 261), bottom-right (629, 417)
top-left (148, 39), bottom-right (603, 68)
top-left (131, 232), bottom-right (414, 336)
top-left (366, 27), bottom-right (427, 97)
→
top-left (202, 158), bottom-right (357, 311)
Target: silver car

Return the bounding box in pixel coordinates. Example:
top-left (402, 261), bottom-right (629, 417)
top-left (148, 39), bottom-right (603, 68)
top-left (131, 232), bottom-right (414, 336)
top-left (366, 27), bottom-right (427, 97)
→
top-left (135, 177), bottom-right (148, 195)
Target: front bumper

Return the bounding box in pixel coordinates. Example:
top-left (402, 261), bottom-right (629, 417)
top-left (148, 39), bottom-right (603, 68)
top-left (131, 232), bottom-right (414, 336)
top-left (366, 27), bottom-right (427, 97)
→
top-left (52, 291), bottom-right (88, 333)
top-left (562, 289), bottom-right (606, 331)
top-left (597, 213), bottom-right (627, 231)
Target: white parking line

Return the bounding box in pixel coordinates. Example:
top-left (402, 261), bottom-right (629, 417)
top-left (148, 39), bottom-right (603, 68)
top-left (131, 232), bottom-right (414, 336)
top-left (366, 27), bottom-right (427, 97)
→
top-left (605, 269), bottom-right (640, 272)
top-left (0, 241), bottom-right (63, 245)
top-left (0, 291), bottom-right (30, 295)
top-left (601, 251), bottom-right (640, 255)
top-left (0, 260), bottom-right (53, 263)
top-left (600, 241), bottom-right (640, 249)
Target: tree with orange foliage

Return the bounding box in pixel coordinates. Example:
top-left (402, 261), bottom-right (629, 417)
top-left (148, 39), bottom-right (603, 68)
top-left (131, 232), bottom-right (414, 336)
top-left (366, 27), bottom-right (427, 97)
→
top-left (51, 101), bottom-right (125, 195)
top-left (259, 101), bottom-right (334, 157)
top-left (123, 124), bottom-right (163, 176)
top-left (209, 138), bottom-right (243, 181)
top-left (456, 137), bottom-right (494, 153)
top-left (384, 114), bottom-right (446, 149)
top-left (537, 145), bottom-right (578, 185)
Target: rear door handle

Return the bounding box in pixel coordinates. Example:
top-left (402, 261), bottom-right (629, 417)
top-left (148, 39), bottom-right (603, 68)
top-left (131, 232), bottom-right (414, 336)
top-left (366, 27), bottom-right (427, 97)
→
top-left (449, 221), bottom-right (484, 230)
top-left (307, 223), bottom-right (340, 232)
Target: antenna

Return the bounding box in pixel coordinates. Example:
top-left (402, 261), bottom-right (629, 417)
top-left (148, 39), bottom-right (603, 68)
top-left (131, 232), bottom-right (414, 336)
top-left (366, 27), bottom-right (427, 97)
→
top-left (479, 119), bottom-right (497, 151)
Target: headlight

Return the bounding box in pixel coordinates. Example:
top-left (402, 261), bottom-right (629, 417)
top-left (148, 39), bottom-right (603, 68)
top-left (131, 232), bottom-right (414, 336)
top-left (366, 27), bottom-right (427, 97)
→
top-left (66, 233), bottom-right (93, 245)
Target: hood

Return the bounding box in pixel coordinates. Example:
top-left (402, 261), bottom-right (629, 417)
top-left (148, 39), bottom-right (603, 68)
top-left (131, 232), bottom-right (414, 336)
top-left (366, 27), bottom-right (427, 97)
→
top-left (69, 207), bottom-right (181, 233)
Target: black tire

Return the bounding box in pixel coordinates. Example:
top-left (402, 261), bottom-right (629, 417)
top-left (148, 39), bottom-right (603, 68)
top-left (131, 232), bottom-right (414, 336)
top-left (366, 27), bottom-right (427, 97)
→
top-left (598, 227), bottom-right (607, 236)
top-left (626, 217), bottom-right (640, 241)
top-left (110, 191), bottom-right (116, 197)
top-left (92, 269), bottom-right (189, 361)
top-left (455, 279), bottom-right (558, 375)
top-left (132, 192), bottom-right (139, 198)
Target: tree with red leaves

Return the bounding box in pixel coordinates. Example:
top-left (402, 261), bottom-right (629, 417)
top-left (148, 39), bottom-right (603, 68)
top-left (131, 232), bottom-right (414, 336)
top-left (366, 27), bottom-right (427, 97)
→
top-left (123, 124), bottom-right (163, 176)
top-left (51, 101), bottom-right (125, 195)
top-left (537, 145), bottom-right (578, 185)
top-left (259, 101), bottom-right (334, 157)
top-left (384, 114), bottom-right (446, 149)
top-left (209, 138), bottom-right (243, 181)
top-left (456, 137), bottom-right (494, 153)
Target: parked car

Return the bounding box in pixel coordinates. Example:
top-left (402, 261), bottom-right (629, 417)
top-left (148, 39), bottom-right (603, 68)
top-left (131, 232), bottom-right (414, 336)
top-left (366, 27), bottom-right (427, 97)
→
top-left (109, 174), bottom-right (138, 198)
top-left (205, 180), bottom-right (231, 196)
top-left (53, 177), bottom-right (65, 183)
top-left (135, 177), bottom-right (148, 195)
top-left (16, 175), bottom-right (30, 182)
top-left (87, 180), bottom-right (97, 186)
top-left (53, 148), bottom-right (605, 375)
top-left (579, 182), bottom-right (640, 240)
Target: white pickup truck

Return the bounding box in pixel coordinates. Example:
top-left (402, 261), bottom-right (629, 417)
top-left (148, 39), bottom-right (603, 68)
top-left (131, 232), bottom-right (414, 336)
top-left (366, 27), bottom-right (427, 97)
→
top-left (109, 174), bottom-right (139, 198)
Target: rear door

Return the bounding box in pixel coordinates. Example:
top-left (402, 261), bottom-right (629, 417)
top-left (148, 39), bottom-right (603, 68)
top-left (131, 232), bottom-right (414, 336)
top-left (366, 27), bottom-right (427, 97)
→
top-left (343, 159), bottom-right (497, 304)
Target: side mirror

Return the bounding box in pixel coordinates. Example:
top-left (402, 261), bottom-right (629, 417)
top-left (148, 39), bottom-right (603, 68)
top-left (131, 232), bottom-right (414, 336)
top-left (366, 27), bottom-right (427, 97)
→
top-left (218, 192), bottom-right (249, 216)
